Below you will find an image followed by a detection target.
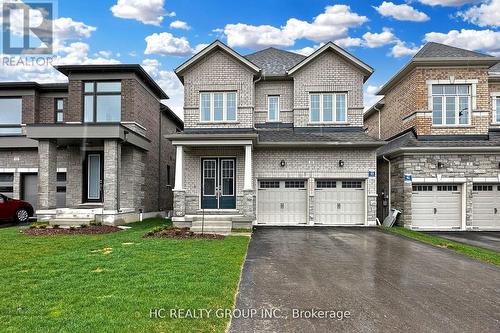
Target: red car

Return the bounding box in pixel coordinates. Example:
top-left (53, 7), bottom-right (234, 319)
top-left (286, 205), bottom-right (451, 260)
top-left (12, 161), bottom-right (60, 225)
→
top-left (0, 194), bottom-right (34, 223)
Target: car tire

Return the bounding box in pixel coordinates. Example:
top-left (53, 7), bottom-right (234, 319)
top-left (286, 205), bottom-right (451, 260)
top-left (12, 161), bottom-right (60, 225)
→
top-left (15, 209), bottom-right (30, 224)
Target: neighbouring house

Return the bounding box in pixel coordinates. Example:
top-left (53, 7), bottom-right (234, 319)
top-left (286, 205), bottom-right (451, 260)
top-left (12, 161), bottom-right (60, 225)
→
top-left (0, 64), bottom-right (183, 225)
top-left (167, 40), bottom-right (384, 232)
top-left (364, 42), bottom-right (500, 231)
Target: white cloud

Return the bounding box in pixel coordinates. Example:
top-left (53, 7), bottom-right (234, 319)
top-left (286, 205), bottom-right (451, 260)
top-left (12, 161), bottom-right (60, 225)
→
top-left (424, 29), bottom-right (500, 54)
top-left (290, 45), bottom-right (321, 56)
top-left (144, 32), bottom-right (193, 56)
top-left (140, 59), bottom-right (183, 118)
top-left (170, 20), bottom-right (191, 30)
top-left (458, 0), bottom-right (500, 27)
top-left (53, 17), bottom-right (96, 40)
top-left (374, 2), bottom-right (430, 22)
top-left (193, 43), bottom-right (209, 53)
top-left (362, 28), bottom-right (397, 48)
top-left (111, 0), bottom-right (169, 26)
top-left (335, 37), bottom-right (363, 48)
top-left (418, 0), bottom-right (481, 6)
top-left (97, 50), bottom-right (113, 58)
top-left (364, 84), bottom-right (383, 110)
top-left (390, 41), bottom-right (421, 57)
top-left (223, 4), bottom-right (367, 49)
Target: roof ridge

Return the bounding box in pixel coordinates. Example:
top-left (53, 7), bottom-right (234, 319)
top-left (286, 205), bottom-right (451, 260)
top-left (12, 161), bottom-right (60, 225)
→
top-left (414, 41), bottom-right (493, 59)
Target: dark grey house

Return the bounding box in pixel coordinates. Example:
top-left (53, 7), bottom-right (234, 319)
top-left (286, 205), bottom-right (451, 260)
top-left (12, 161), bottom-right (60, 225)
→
top-left (0, 64), bottom-right (183, 224)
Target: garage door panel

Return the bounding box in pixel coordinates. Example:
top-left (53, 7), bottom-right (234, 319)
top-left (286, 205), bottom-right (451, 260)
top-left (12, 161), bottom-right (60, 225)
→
top-left (472, 184), bottom-right (500, 229)
top-left (412, 184), bottom-right (461, 229)
top-left (314, 180), bottom-right (365, 225)
top-left (257, 180), bottom-right (307, 225)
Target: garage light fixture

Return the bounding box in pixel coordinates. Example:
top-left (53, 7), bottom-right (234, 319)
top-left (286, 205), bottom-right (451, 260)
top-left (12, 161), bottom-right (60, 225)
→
top-left (280, 160), bottom-right (286, 167)
top-left (437, 162), bottom-right (444, 169)
top-left (338, 160), bottom-right (345, 167)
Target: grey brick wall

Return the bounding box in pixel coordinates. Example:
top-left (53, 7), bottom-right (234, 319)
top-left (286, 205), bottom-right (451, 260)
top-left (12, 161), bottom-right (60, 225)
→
top-left (182, 50), bottom-right (255, 129)
top-left (38, 140), bottom-right (57, 209)
top-left (291, 50), bottom-right (365, 127)
top-left (254, 81), bottom-right (294, 124)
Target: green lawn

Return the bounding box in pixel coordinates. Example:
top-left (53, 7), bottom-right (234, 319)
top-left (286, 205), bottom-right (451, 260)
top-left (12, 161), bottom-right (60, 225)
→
top-left (381, 227), bottom-right (500, 266)
top-left (0, 219), bottom-right (250, 333)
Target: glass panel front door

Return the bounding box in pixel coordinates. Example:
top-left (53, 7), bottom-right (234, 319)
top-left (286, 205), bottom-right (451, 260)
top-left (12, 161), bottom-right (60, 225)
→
top-left (85, 152), bottom-right (103, 202)
top-left (201, 158), bottom-right (236, 209)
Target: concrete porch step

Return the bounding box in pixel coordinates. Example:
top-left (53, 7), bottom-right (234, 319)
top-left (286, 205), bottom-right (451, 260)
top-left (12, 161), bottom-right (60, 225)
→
top-left (190, 226), bottom-right (232, 235)
top-left (192, 221), bottom-right (233, 228)
top-left (192, 215), bottom-right (234, 222)
top-left (50, 218), bottom-right (94, 226)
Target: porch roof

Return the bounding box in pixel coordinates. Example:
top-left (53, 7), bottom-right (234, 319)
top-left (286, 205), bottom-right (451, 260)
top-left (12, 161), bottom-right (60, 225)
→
top-left (25, 123), bottom-right (151, 150)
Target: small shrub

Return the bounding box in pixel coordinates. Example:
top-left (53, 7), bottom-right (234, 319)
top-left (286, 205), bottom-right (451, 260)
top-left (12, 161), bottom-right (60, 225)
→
top-left (80, 224), bottom-right (88, 228)
top-left (69, 226), bottom-right (76, 230)
top-left (30, 222), bottom-right (48, 229)
top-left (52, 224), bottom-right (60, 229)
top-left (151, 225), bottom-right (169, 234)
top-left (89, 221), bottom-right (102, 226)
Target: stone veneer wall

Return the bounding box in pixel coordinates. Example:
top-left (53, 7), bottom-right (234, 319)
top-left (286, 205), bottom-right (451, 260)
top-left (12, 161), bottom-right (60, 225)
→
top-left (389, 153), bottom-right (500, 227)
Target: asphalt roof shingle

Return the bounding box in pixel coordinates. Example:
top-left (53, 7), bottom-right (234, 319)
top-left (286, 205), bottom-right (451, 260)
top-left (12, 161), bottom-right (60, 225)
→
top-left (490, 62), bottom-right (500, 73)
top-left (244, 47), bottom-right (306, 76)
top-left (414, 42), bottom-right (494, 59)
top-left (256, 127), bottom-right (383, 144)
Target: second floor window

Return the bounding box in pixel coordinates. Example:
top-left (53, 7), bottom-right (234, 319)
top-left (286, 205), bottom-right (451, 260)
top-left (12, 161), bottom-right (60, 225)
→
top-left (268, 96), bottom-right (279, 122)
top-left (493, 96), bottom-right (500, 124)
top-left (55, 98), bottom-right (64, 123)
top-left (432, 84), bottom-right (470, 126)
top-left (0, 98), bottom-right (22, 134)
top-left (83, 81), bottom-right (121, 123)
top-left (310, 93), bottom-right (347, 123)
top-left (200, 92), bottom-right (237, 122)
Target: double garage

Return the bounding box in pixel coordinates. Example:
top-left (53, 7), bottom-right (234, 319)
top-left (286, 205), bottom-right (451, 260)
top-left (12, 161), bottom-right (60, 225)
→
top-left (257, 179), bottom-right (366, 225)
top-left (411, 183), bottom-right (500, 230)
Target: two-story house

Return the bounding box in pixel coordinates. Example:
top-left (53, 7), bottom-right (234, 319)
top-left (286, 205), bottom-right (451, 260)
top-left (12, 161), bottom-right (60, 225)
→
top-left (364, 42), bottom-right (500, 231)
top-left (168, 40), bottom-right (384, 232)
top-left (0, 64), bottom-right (183, 225)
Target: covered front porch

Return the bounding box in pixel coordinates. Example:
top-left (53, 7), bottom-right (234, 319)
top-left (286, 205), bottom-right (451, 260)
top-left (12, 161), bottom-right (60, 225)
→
top-left (168, 132), bottom-right (257, 232)
top-left (26, 123), bottom-right (151, 225)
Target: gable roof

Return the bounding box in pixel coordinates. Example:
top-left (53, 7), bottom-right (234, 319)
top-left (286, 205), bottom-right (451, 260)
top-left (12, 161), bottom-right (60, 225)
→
top-left (414, 42), bottom-right (493, 59)
top-left (244, 48), bottom-right (306, 76)
top-left (175, 40), bottom-right (260, 81)
top-left (378, 42), bottom-right (500, 95)
top-left (287, 42), bottom-right (373, 81)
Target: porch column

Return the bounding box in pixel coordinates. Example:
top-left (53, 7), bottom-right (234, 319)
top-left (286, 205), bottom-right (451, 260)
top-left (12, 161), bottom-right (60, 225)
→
top-left (103, 139), bottom-right (121, 211)
top-left (38, 140), bottom-right (57, 210)
top-left (66, 145), bottom-right (82, 207)
top-left (244, 145), bottom-right (253, 190)
top-left (174, 145), bottom-right (184, 191)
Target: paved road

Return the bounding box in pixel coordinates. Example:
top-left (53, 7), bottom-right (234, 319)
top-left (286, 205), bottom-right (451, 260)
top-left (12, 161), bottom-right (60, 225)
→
top-left (230, 227), bottom-right (500, 333)
top-left (425, 231), bottom-right (500, 253)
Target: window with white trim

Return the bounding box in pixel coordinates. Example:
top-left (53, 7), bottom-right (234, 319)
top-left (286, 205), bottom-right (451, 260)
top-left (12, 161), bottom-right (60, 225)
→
top-left (309, 93), bottom-right (346, 123)
top-left (493, 96), bottom-right (500, 123)
top-left (431, 85), bottom-right (471, 125)
top-left (268, 96), bottom-right (279, 121)
top-left (200, 92), bottom-right (237, 122)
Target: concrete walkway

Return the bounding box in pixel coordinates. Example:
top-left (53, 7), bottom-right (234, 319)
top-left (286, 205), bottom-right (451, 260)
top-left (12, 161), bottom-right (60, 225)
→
top-left (230, 227), bottom-right (500, 332)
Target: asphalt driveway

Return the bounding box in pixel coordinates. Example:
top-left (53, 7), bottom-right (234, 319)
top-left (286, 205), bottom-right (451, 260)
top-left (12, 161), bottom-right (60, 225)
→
top-left (425, 231), bottom-right (500, 252)
top-left (230, 227), bottom-right (500, 333)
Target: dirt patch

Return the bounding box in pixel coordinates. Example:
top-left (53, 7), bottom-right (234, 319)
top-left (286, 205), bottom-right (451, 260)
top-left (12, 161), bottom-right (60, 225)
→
top-left (23, 225), bottom-right (121, 236)
top-left (144, 227), bottom-right (224, 240)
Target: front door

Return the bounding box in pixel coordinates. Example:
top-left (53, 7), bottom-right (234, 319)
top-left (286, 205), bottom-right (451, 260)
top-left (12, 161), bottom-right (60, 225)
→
top-left (84, 152), bottom-right (104, 203)
top-left (201, 158), bottom-right (236, 209)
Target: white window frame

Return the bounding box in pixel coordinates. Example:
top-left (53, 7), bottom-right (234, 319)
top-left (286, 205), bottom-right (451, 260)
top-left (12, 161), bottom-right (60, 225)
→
top-left (199, 92), bottom-right (238, 123)
top-left (492, 93), bottom-right (500, 124)
top-left (267, 95), bottom-right (280, 122)
top-left (309, 93), bottom-right (347, 124)
top-left (430, 84), bottom-right (472, 126)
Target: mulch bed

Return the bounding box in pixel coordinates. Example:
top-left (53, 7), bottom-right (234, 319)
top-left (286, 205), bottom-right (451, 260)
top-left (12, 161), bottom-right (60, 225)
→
top-left (22, 225), bottom-right (122, 236)
top-left (143, 227), bottom-right (225, 240)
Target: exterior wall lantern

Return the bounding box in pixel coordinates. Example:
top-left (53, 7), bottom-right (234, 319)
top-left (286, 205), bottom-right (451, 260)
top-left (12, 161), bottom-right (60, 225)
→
top-left (437, 162), bottom-right (444, 169)
top-left (338, 160), bottom-right (345, 167)
top-left (280, 160), bottom-right (286, 167)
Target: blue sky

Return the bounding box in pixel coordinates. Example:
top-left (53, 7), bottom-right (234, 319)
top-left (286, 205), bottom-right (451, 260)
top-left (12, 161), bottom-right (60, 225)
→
top-left (1, 0), bottom-right (500, 115)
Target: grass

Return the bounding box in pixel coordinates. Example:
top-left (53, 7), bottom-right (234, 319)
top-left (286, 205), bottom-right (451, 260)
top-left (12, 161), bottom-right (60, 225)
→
top-left (381, 227), bottom-right (500, 266)
top-left (0, 218), bottom-right (250, 333)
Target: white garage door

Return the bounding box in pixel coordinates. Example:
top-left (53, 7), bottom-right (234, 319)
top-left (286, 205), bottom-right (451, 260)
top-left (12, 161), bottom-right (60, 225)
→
top-left (472, 184), bottom-right (500, 229)
top-left (257, 180), bottom-right (307, 225)
top-left (315, 180), bottom-right (365, 225)
top-left (411, 184), bottom-right (462, 229)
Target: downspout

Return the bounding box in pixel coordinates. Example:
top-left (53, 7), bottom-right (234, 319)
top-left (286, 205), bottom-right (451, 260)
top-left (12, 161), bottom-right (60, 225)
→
top-left (382, 155), bottom-right (391, 212)
top-left (374, 104), bottom-right (382, 139)
top-left (158, 107), bottom-right (162, 212)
